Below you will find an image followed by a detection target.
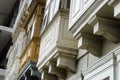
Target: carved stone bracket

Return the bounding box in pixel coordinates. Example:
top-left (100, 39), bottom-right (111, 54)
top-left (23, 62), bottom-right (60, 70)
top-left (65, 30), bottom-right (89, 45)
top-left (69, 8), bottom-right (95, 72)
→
top-left (89, 16), bottom-right (120, 43)
top-left (41, 68), bottom-right (58, 80)
top-left (47, 61), bottom-right (67, 79)
top-left (54, 53), bottom-right (76, 73)
top-left (39, 52), bottom-right (76, 80)
top-left (78, 33), bottom-right (103, 57)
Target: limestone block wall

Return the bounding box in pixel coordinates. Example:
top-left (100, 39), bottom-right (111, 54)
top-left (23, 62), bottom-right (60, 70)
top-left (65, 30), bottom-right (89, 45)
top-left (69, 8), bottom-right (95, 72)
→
top-left (5, 30), bottom-right (26, 80)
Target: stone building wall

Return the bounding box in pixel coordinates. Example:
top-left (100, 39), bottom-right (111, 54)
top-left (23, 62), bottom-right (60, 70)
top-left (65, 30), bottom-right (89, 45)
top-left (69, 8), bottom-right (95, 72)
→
top-left (4, 0), bottom-right (120, 80)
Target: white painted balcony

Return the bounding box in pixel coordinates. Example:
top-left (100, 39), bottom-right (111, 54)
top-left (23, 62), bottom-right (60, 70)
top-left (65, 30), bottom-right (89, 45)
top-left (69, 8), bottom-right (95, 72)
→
top-left (37, 1), bottom-right (78, 79)
top-left (68, 0), bottom-right (120, 57)
top-left (37, 10), bottom-right (78, 79)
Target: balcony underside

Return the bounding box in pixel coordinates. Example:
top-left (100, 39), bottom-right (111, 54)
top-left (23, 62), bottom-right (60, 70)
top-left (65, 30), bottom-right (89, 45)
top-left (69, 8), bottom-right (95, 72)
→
top-left (40, 53), bottom-right (76, 80)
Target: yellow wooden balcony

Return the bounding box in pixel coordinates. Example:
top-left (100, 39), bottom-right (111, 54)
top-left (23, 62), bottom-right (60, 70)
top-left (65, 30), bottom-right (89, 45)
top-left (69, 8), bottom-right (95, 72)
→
top-left (19, 5), bottom-right (45, 73)
top-left (19, 37), bottom-right (40, 72)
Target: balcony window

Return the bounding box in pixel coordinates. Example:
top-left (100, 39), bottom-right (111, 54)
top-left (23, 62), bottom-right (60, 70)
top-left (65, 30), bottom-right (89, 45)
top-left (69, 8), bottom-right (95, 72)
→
top-left (67, 0), bottom-right (70, 9)
top-left (49, 0), bottom-right (55, 21)
top-left (41, 14), bottom-right (48, 32)
top-left (41, 0), bottom-right (71, 33)
top-left (30, 21), bottom-right (35, 39)
top-left (54, 0), bottom-right (60, 15)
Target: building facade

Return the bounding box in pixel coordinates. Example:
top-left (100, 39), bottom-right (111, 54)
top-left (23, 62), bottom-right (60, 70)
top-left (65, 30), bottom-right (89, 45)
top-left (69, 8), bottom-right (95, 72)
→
top-left (68, 0), bottom-right (120, 80)
top-left (5, 0), bottom-right (45, 80)
top-left (5, 0), bottom-right (120, 80)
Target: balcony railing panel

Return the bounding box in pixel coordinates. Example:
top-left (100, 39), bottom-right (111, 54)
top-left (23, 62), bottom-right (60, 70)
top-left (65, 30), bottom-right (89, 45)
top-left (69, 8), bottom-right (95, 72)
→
top-left (19, 37), bottom-right (40, 72)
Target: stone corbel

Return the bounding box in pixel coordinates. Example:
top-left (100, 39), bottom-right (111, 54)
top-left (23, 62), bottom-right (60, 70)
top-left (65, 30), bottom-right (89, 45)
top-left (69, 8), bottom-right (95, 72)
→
top-left (89, 16), bottom-right (120, 43)
top-left (54, 53), bottom-right (76, 73)
top-left (47, 61), bottom-right (67, 79)
top-left (78, 33), bottom-right (103, 57)
top-left (41, 68), bottom-right (58, 80)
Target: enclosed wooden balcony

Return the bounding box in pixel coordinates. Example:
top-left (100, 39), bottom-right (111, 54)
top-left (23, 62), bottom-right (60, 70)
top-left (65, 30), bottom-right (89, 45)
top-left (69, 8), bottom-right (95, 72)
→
top-left (18, 0), bottom-right (45, 74)
top-left (69, 0), bottom-right (120, 57)
top-left (12, 0), bottom-right (45, 42)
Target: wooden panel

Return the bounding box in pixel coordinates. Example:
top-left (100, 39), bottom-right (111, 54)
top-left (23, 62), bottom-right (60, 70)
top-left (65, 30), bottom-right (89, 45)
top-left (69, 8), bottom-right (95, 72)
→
top-left (19, 37), bottom-right (40, 72)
